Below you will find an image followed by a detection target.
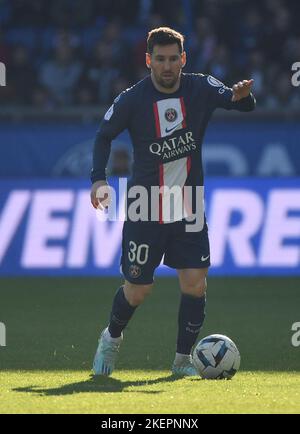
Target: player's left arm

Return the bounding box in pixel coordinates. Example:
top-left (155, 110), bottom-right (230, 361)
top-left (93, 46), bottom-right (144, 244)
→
top-left (206, 75), bottom-right (256, 111)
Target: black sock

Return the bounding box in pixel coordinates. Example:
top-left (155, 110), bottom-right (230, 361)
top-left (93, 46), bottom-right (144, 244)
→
top-left (108, 286), bottom-right (137, 338)
top-left (176, 293), bottom-right (206, 355)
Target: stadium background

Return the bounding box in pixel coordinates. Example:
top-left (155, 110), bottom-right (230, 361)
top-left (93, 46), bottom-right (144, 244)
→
top-left (0, 0), bottom-right (299, 414)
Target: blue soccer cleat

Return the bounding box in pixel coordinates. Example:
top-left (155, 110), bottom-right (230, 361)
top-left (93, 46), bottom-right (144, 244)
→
top-left (92, 328), bottom-right (123, 376)
top-left (171, 355), bottom-right (199, 377)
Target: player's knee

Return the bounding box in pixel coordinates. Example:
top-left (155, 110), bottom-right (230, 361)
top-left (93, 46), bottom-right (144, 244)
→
top-left (178, 268), bottom-right (208, 297)
top-left (181, 277), bottom-right (207, 297)
top-left (123, 281), bottom-right (153, 306)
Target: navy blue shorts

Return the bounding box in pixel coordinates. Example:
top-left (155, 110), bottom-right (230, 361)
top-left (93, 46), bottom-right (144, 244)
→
top-left (120, 219), bottom-right (210, 284)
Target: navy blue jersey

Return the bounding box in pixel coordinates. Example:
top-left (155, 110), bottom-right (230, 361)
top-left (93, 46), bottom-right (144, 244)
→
top-left (91, 74), bottom-right (255, 222)
top-left (92, 73), bottom-right (255, 186)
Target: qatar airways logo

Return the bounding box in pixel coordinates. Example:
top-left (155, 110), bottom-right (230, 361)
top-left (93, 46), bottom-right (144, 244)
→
top-left (149, 131), bottom-right (196, 159)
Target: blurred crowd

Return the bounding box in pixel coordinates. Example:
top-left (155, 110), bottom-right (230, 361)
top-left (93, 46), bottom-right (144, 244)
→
top-left (0, 0), bottom-right (299, 110)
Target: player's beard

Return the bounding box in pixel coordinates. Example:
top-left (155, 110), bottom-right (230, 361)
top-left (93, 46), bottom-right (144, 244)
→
top-left (156, 72), bottom-right (180, 89)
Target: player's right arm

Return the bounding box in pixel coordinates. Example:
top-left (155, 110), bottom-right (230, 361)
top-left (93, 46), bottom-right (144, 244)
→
top-left (90, 89), bottom-right (132, 209)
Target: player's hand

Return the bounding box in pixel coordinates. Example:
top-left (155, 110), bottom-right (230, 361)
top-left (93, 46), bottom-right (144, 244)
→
top-left (90, 180), bottom-right (111, 210)
top-left (231, 79), bottom-right (254, 102)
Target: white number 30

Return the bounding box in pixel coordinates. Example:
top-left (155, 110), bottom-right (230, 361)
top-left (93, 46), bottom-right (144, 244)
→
top-left (128, 241), bottom-right (149, 265)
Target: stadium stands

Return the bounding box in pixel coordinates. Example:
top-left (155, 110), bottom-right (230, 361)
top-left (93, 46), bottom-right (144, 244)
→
top-left (0, 0), bottom-right (299, 110)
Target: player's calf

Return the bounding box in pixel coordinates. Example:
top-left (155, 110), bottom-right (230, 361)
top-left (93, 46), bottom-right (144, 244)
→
top-left (178, 268), bottom-right (208, 297)
top-left (175, 270), bottom-right (208, 367)
top-left (123, 281), bottom-right (153, 306)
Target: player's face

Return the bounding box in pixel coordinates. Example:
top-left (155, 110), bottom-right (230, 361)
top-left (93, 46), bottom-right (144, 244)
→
top-left (146, 44), bottom-right (186, 91)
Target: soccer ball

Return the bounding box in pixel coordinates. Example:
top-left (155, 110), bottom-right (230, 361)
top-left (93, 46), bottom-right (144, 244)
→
top-left (193, 334), bottom-right (240, 379)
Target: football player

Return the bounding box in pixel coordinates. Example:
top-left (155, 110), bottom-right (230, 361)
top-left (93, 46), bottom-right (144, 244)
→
top-left (91, 27), bottom-right (255, 376)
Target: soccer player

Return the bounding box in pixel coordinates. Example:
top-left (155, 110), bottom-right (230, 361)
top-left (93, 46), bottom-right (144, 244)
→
top-left (90, 27), bottom-right (256, 377)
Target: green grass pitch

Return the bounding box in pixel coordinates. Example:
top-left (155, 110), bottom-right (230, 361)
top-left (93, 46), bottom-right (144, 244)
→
top-left (0, 276), bottom-right (299, 414)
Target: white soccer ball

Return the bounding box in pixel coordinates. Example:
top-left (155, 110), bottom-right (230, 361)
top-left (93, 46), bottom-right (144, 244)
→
top-left (193, 334), bottom-right (241, 379)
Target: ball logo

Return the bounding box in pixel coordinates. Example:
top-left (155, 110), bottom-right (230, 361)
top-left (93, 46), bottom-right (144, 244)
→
top-left (165, 108), bottom-right (178, 122)
top-left (129, 264), bottom-right (141, 278)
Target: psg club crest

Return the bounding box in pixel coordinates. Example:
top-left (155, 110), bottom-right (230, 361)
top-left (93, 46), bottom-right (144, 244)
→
top-left (165, 108), bottom-right (178, 122)
top-left (129, 264), bottom-right (141, 279)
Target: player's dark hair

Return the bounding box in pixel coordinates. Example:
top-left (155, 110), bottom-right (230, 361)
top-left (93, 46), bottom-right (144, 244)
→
top-left (147, 27), bottom-right (185, 54)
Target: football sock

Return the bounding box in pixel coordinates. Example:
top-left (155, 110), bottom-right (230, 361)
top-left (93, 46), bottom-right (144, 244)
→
top-left (176, 293), bottom-right (206, 355)
top-left (103, 327), bottom-right (123, 343)
top-left (174, 352), bottom-right (192, 365)
top-left (108, 286), bottom-right (137, 338)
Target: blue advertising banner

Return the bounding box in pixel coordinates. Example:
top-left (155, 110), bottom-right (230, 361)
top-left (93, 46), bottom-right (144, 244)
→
top-left (0, 178), bottom-right (299, 276)
top-left (0, 120), bottom-right (299, 178)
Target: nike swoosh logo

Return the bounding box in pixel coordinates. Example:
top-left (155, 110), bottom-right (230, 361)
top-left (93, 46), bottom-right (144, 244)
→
top-left (201, 255), bottom-right (210, 262)
top-left (165, 122), bottom-right (182, 134)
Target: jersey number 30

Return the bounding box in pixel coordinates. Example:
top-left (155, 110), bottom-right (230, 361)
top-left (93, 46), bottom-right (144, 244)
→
top-left (128, 241), bottom-right (149, 265)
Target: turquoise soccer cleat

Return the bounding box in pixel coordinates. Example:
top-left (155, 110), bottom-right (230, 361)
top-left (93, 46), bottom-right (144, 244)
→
top-left (92, 328), bottom-right (123, 376)
top-left (171, 356), bottom-right (199, 377)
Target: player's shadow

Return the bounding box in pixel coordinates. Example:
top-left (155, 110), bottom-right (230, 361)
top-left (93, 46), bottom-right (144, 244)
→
top-left (13, 373), bottom-right (185, 397)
